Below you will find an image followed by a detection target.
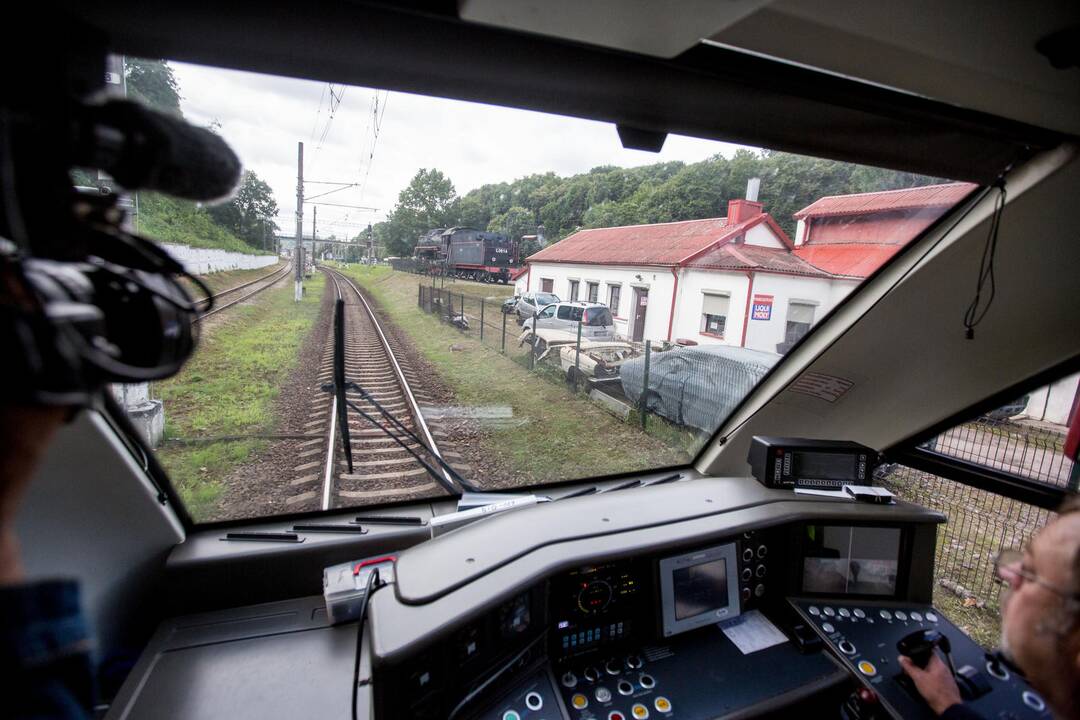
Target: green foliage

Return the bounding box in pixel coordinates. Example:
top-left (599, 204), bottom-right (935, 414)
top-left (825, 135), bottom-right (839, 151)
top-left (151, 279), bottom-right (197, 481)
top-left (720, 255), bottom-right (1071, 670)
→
top-left (377, 151), bottom-right (941, 258)
top-left (380, 169), bottom-right (459, 256)
top-left (139, 192), bottom-right (270, 255)
top-left (125, 58), bottom-right (182, 115)
top-left (208, 171), bottom-right (280, 250)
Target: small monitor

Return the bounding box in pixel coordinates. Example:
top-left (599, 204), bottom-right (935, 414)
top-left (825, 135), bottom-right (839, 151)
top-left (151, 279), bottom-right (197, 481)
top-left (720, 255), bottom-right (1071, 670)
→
top-left (658, 543), bottom-right (741, 637)
top-left (801, 525), bottom-right (902, 596)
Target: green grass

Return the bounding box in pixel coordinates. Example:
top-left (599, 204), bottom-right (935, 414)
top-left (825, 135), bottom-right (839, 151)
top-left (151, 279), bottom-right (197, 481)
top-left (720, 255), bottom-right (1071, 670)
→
top-left (154, 275), bottom-right (325, 519)
top-left (139, 192), bottom-right (272, 255)
top-left (337, 266), bottom-right (689, 488)
top-left (933, 588), bottom-right (1001, 650)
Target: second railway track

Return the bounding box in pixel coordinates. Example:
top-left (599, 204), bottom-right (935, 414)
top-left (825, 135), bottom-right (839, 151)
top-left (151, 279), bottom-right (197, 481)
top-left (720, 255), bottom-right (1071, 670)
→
top-left (285, 266), bottom-right (468, 511)
top-left (196, 262), bottom-right (293, 320)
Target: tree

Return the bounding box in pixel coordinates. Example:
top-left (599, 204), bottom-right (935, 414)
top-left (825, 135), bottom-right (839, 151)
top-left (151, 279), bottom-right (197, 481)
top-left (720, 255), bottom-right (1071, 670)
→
top-left (125, 58), bottom-right (183, 115)
top-left (208, 171), bottom-right (279, 249)
top-left (382, 169), bottom-right (458, 257)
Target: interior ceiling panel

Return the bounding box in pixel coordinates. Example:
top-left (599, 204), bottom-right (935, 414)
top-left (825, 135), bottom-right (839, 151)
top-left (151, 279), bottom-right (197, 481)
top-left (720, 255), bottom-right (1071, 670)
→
top-left (458, 0), bottom-right (1080, 135)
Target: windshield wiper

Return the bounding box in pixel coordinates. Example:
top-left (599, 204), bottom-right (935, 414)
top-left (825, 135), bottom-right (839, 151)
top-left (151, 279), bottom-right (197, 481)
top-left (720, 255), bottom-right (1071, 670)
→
top-left (323, 299), bottom-right (477, 495)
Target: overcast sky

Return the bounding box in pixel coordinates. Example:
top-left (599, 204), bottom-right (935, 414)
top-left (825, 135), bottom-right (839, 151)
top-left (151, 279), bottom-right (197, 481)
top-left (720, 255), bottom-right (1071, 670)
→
top-left (171, 61), bottom-right (746, 239)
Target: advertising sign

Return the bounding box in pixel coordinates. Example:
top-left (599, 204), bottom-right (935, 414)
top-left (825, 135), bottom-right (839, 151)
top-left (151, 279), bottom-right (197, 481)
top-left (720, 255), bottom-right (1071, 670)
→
top-left (751, 294), bottom-right (773, 321)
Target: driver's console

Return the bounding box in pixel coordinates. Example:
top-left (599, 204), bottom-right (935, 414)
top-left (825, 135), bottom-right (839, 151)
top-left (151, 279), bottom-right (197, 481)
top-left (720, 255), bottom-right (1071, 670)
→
top-left (369, 478), bottom-right (1051, 720)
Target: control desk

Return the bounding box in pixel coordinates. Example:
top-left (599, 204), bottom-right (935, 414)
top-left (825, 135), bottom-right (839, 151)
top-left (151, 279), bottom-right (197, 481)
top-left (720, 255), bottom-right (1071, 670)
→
top-left (105, 477), bottom-right (1051, 719)
top-left (368, 479), bottom-right (1051, 720)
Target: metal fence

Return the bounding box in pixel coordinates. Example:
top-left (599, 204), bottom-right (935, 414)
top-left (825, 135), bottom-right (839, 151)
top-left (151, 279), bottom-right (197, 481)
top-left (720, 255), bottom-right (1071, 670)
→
top-left (878, 417), bottom-right (1073, 609)
top-left (417, 283), bottom-right (663, 423)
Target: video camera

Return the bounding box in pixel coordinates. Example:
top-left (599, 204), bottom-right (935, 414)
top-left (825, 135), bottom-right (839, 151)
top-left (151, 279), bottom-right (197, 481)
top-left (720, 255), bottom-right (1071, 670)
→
top-left (0, 35), bottom-right (241, 406)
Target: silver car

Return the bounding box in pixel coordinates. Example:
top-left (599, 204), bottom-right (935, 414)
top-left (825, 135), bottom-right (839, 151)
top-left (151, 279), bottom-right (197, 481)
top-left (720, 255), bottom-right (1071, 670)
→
top-left (522, 301), bottom-right (616, 341)
top-left (514, 291), bottom-right (560, 323)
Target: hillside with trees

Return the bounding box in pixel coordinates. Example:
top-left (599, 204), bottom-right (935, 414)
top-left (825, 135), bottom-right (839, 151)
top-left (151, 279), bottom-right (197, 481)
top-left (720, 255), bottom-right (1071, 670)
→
top-left (73, 58), bottom-right (278, 256)
top-left (372, 152), bottom-right (940, 259)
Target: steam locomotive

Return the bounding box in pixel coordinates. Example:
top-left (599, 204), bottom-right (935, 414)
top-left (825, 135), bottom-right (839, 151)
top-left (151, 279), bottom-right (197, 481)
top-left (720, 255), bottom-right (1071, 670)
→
top-left (411, 227), bottom-right (518, 283)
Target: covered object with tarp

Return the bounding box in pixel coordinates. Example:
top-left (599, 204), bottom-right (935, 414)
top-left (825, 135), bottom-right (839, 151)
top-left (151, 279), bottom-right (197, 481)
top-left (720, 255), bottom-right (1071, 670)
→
top-left (620, 345), bottom-right (780, 434)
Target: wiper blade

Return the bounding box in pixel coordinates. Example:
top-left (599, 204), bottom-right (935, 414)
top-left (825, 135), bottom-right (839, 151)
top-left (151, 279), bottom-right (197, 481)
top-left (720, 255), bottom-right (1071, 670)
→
top-left (322, 298), bottom-right (477, 495)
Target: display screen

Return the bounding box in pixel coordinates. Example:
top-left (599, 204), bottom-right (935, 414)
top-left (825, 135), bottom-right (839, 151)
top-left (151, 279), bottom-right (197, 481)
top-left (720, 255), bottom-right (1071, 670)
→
top-left (802, 526), bottom-right (901, 596)
top-left (792, 451), bottom-right (858, 481)
top-left (673, 558), bottom-right (729, 621)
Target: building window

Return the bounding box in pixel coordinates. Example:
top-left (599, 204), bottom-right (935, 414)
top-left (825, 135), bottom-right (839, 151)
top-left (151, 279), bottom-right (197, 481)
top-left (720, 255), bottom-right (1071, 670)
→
top-left (586, 282), bottom-right (599, 303)
top-left (541, 278), bottom-right (553, 293)
top-left (785, 301), bottom-right (816, 345)
top-left (608, 284), bottom-right (622, 315)
top-left (699, 292), bottom-right (730, 337)
top-left (568, 279), bottom-right (579, 302)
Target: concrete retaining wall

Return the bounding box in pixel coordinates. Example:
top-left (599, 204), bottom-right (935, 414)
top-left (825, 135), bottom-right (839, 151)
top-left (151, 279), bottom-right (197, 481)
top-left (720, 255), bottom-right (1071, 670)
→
top-left (162, 243), bottom-right (278, 275)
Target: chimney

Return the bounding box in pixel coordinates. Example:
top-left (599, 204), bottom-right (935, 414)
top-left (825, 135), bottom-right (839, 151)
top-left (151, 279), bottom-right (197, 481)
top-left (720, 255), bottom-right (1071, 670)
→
top-left (727, 177), bottom-right (764, 225)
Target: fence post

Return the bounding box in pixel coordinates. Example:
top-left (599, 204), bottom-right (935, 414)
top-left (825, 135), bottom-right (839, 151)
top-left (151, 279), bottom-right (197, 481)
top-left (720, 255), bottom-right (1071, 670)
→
top-left (640, 340), bottom-right (651, 430)
top-left (530, 325), bottom-right (537, 370)
top-left (501, 310), bottom-right (507, 353)
top-left (573, 320), bottom-right (583, 392)
top-left (418, 284), bottom-right (422, 309)
top-left (480, 298), bottom-right (485, 341)
top-left (461, 293), bottom-right (466, 327)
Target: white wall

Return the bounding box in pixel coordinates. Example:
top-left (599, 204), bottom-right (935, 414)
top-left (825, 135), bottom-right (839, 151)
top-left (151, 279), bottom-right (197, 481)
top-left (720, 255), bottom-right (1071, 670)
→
top-left (745, 223), bottom-right (787, 249)
top-left (528, 262), bottom-right (676, 341)
top-left (162, 243), bottom-right (278, 275)
top-left (1020, 372), bottom-right (1079, 426)
top-left (677, 269), bottom-right (859, 353)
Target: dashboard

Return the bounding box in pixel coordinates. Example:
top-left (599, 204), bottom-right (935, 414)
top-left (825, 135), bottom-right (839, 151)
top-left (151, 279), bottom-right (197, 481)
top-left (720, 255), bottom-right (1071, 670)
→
top-left (105, 476), bottom-right (1051, 720)
top-left (367, 478), bottom-right (1050, 720)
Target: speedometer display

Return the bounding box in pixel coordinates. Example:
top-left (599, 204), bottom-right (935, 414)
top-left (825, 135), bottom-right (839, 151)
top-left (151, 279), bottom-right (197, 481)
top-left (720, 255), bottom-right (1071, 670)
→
top-left (577, 580), bottom-right (613, 614)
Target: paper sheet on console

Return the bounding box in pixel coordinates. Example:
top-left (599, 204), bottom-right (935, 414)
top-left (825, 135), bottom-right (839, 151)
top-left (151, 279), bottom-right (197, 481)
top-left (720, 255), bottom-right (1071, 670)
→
top-left (718, 610), bottom-right (788, 655)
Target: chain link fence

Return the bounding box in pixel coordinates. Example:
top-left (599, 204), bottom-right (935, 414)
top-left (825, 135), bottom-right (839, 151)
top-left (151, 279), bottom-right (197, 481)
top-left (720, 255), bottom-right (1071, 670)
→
top-left (878, 416), bottom-right (1074, 611)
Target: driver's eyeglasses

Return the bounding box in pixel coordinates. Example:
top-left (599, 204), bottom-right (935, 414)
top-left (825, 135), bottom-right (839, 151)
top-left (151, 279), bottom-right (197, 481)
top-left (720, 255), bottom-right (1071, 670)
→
top-left (993, 548), bottom-right (1080, 603)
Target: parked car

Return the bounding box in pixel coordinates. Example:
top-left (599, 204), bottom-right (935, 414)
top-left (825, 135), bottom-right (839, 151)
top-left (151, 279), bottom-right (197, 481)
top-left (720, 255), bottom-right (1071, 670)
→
top-left (501, 295), bottom-right (520, 314)
top-left (557, 341), bottom-right (640, 383)
top-left (521, 301), bottom-right (615, 341)
top-left (514, 291), bottom-right (560, 322)
top-left (620, 345), bottom-right (780, 434)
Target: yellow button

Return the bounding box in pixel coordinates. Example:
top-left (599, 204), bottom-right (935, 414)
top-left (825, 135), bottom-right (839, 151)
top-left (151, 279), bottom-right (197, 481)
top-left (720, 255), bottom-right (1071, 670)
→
top-left (654, 696), bottom-right (672, 712)
top-left (572, 693), bottom-right (589, 710)
top-left (631, 703), bottom-right (650, 719)
top-left (858, 660), bottom-right (877, 677)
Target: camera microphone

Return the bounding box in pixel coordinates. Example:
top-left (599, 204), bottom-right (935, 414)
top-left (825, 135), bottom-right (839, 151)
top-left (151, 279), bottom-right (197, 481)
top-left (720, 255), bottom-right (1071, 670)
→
top-left (74, 100), bottom-right (242, 202)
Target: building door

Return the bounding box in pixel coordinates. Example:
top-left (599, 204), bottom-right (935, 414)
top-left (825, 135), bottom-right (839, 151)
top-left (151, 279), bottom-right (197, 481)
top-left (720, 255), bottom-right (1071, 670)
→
top-left (541, 278), bottom-right (553, 293)
top-left (632, 287), bottom-right (649, 341)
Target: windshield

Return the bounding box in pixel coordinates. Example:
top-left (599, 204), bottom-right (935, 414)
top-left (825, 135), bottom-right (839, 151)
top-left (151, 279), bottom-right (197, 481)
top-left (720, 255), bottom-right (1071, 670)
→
top-left (109, 57), bottom-right (973, 524)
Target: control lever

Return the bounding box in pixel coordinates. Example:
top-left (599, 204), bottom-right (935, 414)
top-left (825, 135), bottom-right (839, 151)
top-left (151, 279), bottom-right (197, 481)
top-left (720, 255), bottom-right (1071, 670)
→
top-left (896, 630), bottom-right (990, 701)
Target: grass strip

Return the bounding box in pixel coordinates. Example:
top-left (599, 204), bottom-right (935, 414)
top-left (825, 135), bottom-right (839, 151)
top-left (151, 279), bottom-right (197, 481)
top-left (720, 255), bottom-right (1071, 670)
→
top-left (338, 265), bottom-right (689, 488)
top-left (154, 274), bottom-right (325, 519)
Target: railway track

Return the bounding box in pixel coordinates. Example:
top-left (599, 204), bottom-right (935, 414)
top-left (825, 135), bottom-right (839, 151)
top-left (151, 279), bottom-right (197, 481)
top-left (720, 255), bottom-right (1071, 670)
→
top-left (195, 262), bottom-right (293, 320)
top-left (284, 266), bottom-right (467, 511)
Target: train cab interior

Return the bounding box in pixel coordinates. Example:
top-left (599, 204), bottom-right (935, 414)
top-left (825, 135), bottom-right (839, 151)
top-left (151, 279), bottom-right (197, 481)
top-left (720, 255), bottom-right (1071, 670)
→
top-left (4, 2), bottom-right (1080, 719)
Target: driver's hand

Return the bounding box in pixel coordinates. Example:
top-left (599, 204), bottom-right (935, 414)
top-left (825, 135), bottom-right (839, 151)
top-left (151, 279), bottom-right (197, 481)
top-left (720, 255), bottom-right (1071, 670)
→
top-left (898, 653), bottom-right (963, 716)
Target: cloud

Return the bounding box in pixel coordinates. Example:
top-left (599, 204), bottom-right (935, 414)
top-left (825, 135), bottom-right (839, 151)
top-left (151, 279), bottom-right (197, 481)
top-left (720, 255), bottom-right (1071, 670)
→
top-left (171, 60), bottom-right (745, 237)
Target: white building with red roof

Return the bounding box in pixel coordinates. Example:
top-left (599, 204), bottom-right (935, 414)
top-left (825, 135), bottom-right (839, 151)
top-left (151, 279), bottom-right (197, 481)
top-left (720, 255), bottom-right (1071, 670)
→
top-left (523, 181), bottom-right (979, 354)
top-left (525, 197), bottom-right (855, 353)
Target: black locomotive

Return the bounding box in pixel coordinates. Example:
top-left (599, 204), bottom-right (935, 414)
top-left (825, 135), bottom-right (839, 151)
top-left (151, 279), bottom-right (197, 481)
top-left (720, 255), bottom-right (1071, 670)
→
top-left (409, 227), bottom-right (518, 284)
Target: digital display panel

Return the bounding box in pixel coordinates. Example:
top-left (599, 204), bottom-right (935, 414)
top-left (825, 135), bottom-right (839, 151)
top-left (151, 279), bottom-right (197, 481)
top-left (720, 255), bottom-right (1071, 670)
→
top-left (673, 558), bottom-right (728, 621)
top-left (792, 451), bottom-right (858, 481)
top-left (659, 543), bottom-right (741, 636)
top-left (802, 526), bottom-right (901, 596)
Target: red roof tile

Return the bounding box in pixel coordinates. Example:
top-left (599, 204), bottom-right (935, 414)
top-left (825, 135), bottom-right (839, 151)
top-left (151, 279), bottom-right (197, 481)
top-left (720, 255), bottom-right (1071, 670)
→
top-left (688, 243), bottom-right (833, 278)
top-left (793, 244), bottom-right (902, 278)
top-left (793, 182), bottom-right (976, 220)
top-left (526, 214), bottom-right (790, 267)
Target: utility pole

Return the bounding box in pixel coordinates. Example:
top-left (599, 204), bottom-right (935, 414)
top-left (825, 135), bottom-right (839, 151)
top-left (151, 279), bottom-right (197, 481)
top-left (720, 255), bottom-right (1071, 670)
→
top-left (367, 223), bottom-right (374, 264)
top-left (312, 205), bottom-right (318, 267)
top-left (294, 141), bottom-right (304, 301)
